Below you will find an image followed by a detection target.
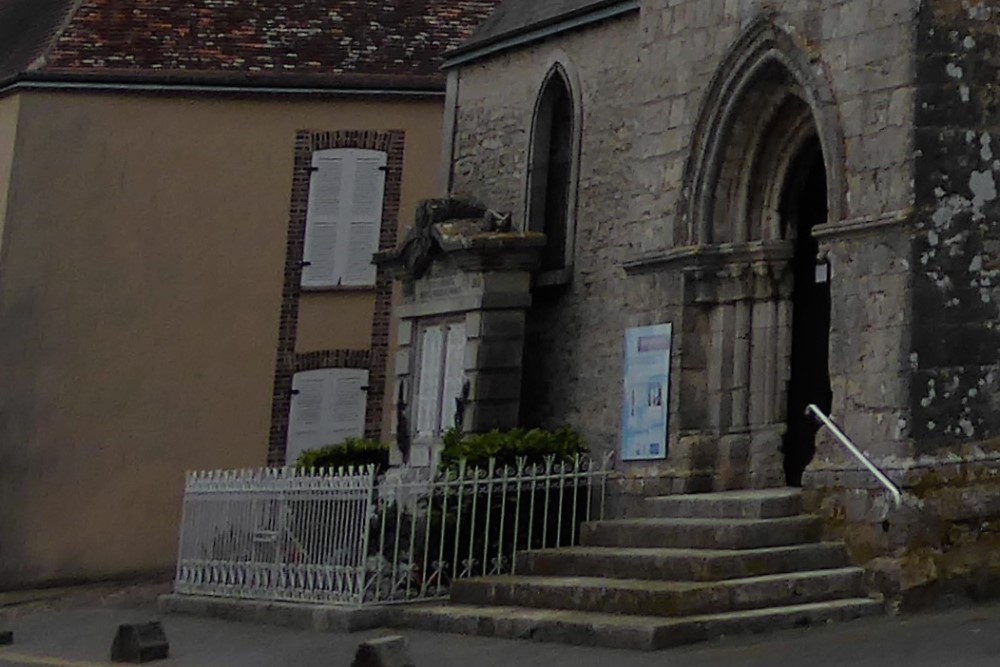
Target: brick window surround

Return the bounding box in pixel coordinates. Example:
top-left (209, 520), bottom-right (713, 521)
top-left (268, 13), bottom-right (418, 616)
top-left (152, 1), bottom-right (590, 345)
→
top-left (267, 129), bottom-right (405, 466)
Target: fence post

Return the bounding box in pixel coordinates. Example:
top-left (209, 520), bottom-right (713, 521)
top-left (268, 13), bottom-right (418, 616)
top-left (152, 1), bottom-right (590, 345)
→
top-left (174, 472), bottom-right (192, 590)
top-left (355, 465), bottom-right (377, 605)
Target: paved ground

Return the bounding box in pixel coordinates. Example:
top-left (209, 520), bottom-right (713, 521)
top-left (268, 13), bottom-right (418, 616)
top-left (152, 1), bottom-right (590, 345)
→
top-left (2, 584), bottom-right (1000, 666)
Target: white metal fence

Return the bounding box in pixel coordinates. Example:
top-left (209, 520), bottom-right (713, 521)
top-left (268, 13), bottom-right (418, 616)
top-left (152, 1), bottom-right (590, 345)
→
top-left (173, 454), bottom-right (613, 606)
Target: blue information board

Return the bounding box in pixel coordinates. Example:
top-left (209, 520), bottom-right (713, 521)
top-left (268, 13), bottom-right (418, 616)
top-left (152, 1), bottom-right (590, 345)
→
top-left (621, 323), bottom-right (672, 461)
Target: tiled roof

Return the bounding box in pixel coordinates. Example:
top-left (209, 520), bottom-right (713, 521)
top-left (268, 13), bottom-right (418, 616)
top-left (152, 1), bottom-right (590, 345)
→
top-left (1, 0), bottom-right (500, 87)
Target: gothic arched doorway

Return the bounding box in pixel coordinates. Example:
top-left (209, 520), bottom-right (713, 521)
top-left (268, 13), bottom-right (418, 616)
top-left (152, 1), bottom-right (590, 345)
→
top-left (780, 135), bottom-right (832, 485)
top-left (680, 21), bottom-right (843, 489)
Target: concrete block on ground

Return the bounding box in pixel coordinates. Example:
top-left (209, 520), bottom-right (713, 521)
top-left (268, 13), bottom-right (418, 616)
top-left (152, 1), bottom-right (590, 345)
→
top-left (351, 635), bottom-right (415, 667)
top-left (110, 621), bottom-right (169, 663)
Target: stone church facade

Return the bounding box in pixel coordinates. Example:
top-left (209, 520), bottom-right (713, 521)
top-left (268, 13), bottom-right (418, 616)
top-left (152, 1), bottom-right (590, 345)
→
top-left (389, 0), bottom-right (1000, 605)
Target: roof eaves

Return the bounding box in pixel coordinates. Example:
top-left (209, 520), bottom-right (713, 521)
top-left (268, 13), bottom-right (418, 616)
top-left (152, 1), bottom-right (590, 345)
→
top-left (442, 0), bottom-right (639, 70)
top-left (0, 69), bottom-right (448, 97)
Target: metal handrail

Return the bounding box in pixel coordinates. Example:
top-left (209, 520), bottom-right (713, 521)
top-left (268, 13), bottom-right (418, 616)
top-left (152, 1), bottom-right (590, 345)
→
top-left (805, 404), bottom-right (902, 508)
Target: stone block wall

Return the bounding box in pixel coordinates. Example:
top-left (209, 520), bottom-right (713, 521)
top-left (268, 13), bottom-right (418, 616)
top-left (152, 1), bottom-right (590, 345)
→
top-left (451, 16), bottom-right (641, 453)
top-left (805, 437), bottom-right (1000, 607)
top-left (627, 0), bottom-right (919, 468)
top-left (910, 0), bottom-right (1000, 450)
top-left (447, 0), bottom-right (1000, 604)
top-left (629, 0), bottom-right (916, 251)
top-left (450, 0), bottom-right (919, 467)
top-left (799, 0), bottom-right (1000, 607)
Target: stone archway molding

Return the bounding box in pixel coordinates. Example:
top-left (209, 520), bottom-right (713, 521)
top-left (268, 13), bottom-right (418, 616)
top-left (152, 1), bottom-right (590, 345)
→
top-left (681, 15), bottom-right (846, 246)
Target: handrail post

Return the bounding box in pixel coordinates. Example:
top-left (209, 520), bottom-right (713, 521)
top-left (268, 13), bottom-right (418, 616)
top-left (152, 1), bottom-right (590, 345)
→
top-left (805, 404), bottom-right (903, 508)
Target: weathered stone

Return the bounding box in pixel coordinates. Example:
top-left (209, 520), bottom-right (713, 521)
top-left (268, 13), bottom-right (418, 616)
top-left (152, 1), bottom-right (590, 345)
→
top-left (378, 0), bottom-right (1000, 609)
top-left (396, 489), bottom-right (880, 650)
top-left (522, 543), bottom-right (848, 582)
top-left (110, 622), bottom-right (169, 663)
top-left (580, 515), bottom-right (822, 550)
top-left (450, 569), bottom-right (864, 617)
top-left (350, 636), bottom-right (415, 667)
top-left (397, 599), bottom-right (883, 651)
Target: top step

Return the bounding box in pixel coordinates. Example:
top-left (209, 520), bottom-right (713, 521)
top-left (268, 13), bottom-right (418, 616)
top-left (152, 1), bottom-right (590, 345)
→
top-left (645, 489), bottom-right (802, 519)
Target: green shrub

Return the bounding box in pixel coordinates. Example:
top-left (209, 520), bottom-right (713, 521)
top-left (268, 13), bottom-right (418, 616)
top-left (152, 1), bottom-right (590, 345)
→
top-left (438, 427), bottom-right (586, 470)
top-left (294, 438), bottom-right (390, 473)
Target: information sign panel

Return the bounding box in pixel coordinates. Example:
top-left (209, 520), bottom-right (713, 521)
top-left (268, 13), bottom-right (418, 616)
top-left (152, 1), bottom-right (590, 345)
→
top-left (621, 323), bottom-right (672, 461)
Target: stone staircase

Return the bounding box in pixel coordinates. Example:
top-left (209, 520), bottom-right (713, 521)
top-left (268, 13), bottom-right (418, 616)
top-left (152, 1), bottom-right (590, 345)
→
top-left (397, 488), bottom-right (883, 650)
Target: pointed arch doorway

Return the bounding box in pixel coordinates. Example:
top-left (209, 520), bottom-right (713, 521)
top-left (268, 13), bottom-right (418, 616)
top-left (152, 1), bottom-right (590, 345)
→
top-left (679, 23), bottom-right (843, 489)
top-left (780, 134), bottom-right (832, 486)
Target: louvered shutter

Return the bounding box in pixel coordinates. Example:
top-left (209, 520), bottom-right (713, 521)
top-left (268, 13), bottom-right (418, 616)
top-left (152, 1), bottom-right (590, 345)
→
top-left (439, 322), bottom-right (467, 431)
top-left (341, 151), bottom-right (387, 286)
top-left (286, 369), bottom-right (369, 464)
top-left (329, 369), bottom-right (369, 443)
top-left (301, 148), bottom-right (386, 288)
top-left (302, 152), bottom-right (346, 288)
top-left (415, 325), bottom-right (444, 437)
top-left (287, 371), bottom-right (327, 463)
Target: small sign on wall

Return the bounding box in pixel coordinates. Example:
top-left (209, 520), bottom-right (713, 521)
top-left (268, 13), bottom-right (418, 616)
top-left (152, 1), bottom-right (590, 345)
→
top-left (621, 323), bottom-right (672, 461)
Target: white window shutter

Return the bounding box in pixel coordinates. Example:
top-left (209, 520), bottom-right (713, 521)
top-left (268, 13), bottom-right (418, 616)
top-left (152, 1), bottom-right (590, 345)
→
top-left (286, 371), bottom-right (328, 463)
top-left (301, 148), bottom-right (386, 289)
top-left (329, 369), bottom-right (368, 443)
top-left (302, 152), bottom-right (346, 288)
top-left (415, 325), bottom-right (444, 437)
top-left (286, 368), bottom-right (369, 465)
top-left (439, 322), bottom-right (467, 431)
top-left (341, 152), bottom-right (387, 286)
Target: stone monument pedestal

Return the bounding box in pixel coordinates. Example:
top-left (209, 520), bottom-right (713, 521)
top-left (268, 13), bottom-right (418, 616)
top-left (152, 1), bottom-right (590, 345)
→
top-left (377, 199), bottom-right (544, 469)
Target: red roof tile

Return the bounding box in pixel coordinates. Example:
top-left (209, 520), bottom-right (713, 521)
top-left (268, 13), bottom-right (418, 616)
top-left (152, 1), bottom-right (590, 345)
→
top-left (2, 0), bottom-right (500, 85)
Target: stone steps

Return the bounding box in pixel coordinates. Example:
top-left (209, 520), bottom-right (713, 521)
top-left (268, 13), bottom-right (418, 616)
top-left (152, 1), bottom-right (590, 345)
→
top-left (395, 488), bottom-right (883, 650)
top-left (643, 488), bottom-right (803, 519)
top-left (450, 568), bottom-right (865, 616)
top-left (581, 515), bottom-right (822, 549)
top-left (398, 597), bottom-right (884, 651)
top-left (521, 542), bottom-right (849, 581)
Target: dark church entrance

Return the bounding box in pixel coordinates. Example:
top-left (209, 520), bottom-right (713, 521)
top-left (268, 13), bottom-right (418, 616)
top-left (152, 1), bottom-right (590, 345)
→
top-left (781, 135), bottom-right (832, 486)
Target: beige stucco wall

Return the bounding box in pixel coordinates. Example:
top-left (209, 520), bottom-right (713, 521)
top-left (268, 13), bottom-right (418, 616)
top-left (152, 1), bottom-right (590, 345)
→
top-left (0, 94), bottom-right (19, 259)
top-left (296, 292), bottom-right (375, 352)
top-left (0, 90), bottom-right (443, 588)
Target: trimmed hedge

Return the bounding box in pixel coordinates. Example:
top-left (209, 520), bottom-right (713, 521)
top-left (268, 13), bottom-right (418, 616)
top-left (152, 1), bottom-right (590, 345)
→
top-left (439, 427), bottom-right (586, 470)
top-left (294, 438), bottom-right (390, 473)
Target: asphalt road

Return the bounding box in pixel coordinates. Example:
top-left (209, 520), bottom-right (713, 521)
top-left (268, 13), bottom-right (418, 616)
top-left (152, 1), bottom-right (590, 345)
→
top-left (2, 594), bottom-right (1000, 666)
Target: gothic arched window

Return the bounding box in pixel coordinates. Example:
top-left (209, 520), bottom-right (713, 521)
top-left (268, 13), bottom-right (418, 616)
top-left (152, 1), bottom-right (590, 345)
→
top-left (528, 66), bottom-right (577, 275)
